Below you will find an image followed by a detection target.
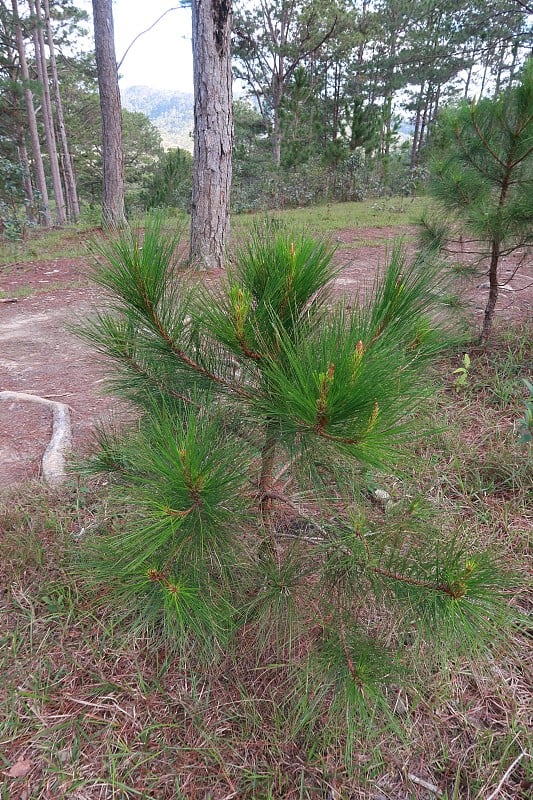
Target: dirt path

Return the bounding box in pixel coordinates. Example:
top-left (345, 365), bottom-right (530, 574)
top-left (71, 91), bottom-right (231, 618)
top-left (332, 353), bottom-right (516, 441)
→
top-left (1, 233), bottom-right (531, 490)
top-left (0, 288), bottom-right (115, 487)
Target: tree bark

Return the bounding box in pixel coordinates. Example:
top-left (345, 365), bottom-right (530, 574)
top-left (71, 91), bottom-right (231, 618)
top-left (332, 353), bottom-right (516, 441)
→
top-left (190, 0), bottom-right (233, 271)
top-left (92, 0), bottom-right (126, 227)
top-left (11, 0), bottom-right (51, 226)
top-left (409, 83), bottom-right (424, 172)
top-left (480, 166), bottom-right (512, 344)
top-left (259, 420), bottom-right (277, 528)
top-left (480, 239), bottom-right (500, 344)
top-left (272, 73), bottom-right (283, 167)
top-left (43, 0), bottom-right (80, 221)
top-left (16, 128), bottom-right (35, 222)
top-left (28, 0), bottom-right (66, 224)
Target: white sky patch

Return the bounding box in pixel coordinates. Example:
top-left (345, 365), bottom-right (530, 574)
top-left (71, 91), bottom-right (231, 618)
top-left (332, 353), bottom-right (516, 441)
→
top-left (114, 1), bottom-right (193, 93)
top-left (80, 1), bottom-right (194, 93)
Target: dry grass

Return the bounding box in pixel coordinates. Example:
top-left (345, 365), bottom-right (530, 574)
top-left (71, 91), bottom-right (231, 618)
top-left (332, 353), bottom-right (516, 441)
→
top-left (1, 322), bottom-right (532, 800)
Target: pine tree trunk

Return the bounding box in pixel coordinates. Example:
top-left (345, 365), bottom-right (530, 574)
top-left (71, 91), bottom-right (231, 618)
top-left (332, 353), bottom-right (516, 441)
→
top-left (409, 83), bottom-right (424, 172)
top-left (11, 0), bottom-right (51, 226)
top-left (28, 0), bottom-right (66, 224)
top-left (259, 420), bottom-right (277, 528)
top-left (426, 83), bottom-right (441, 148)
top-left (480, 167), bottom-right (512, 344)
top-left (494, 41), bottom-right (507, 95)
top-left (480, 52), bottom-right (490, 97)
top-left (416, 87), bottom-right (432, 164)
top-left (463, 47), bottom-right (474, 98)
top-left (17, 131), bottom-right (35, 222)
top-left (269, 20), bottom-right (285, 169)
top-left (352, 0), bottom-right (368, 98)
top-left (190, 0), bottom-right (233, 270)
top-left (480, 239), bottom-right (500, 344)
top-left (332, 62), bottom-right (341, 140)
top-left (272, 99), bottom-right (282, 167)
top-left (92, 0), bottom-right (126, 227)
top-left (270, 12), bottom-right (286, 168)
top-left (43, 0), bottom-right (79, 220)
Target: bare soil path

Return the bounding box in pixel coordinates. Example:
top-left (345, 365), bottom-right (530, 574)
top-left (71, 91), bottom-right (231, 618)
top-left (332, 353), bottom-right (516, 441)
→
top-left (0, 257), bottom-right (114, 488)
top-left (1, 230), bottom-right (531, 490)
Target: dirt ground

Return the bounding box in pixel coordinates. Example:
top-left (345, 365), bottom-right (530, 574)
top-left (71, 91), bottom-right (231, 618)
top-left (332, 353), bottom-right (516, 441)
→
top-left (1, 228), bottom-right (532, 490)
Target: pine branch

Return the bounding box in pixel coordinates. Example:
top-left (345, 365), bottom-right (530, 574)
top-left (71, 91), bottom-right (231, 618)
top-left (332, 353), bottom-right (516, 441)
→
top-left (367, 564), bottom-right (467, 600)
top-left (469, 103), bottom-right (508, 169)
top-left (135, 286), bottom-right (256, 402)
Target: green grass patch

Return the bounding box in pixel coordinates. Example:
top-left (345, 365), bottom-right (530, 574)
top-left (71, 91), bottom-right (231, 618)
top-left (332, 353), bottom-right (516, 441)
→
top-left (233, 196), bottom-right (428, 236)
top-left (1, 198), bottom-right (427, 268)
top-left (0, 223), bottom-right (95, 266)
top-left (0, 285), bottom-right (35, 300)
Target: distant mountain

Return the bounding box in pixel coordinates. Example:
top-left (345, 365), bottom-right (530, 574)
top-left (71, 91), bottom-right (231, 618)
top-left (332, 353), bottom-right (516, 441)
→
top-left (122, 85), bottom-right (194, 152)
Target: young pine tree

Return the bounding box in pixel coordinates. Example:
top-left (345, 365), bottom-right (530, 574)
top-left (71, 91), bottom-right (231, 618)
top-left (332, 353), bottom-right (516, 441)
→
top-left (422, 58), bottom-right (533, 343)
top-left (77, 216), bottom-right (511, 725)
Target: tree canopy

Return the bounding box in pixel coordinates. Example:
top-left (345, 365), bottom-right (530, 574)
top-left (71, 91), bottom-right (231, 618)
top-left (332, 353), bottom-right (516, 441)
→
top-left (0, 0), bottom-right (530, 232)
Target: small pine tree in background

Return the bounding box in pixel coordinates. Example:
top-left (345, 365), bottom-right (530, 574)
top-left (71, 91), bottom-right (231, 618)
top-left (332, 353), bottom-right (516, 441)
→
top-left (77, 215), bottom-right (511, 731)
top-left (421, 58), bottom-right (533, 344)
top-left (141, 147), bottom-right (193, 212)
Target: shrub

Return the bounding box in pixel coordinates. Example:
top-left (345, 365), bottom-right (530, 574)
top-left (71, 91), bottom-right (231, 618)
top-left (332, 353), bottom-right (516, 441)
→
top-left (77, 217), bottom-right (511, 726)
top-left (141, 147), bottom-right (193, 212)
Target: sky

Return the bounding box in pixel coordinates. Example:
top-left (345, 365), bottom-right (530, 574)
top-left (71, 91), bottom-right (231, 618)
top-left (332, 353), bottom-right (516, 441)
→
top-left (84, 1), bottom-right (194, 94)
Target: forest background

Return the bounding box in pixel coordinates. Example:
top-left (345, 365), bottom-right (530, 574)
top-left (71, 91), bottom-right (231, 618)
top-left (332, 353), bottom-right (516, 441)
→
top-left (0, 0), bottom-right (531, 234)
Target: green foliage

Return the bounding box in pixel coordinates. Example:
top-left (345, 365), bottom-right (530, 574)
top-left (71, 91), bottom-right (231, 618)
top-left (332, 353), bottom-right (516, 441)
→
top-left (79, 402), bottom-right (248, 649)
top-left (142, 148), bottom-right (193, 212)
top-left (77, 216), bottom-right (513, 723)
top-left (280, 66), bottom-right (322, 168)
top-left (517, 379), bottom-right (533, 444)
top-left (453, 353), bottom-right (471, 391)
top-left (231, 102), bottom-right (408, 211)
top-left (121, 110), bottom-right (163, 211)
top-left (425, 59), bottom-right (533, 340)
top-left (347, 98), bottom-right (381, 155)
top-left (0, 152), bottom-right (34, 239)
top-left (231, 150), bottom-right (396, 211)
top-left (63, 87), bottom-right (162, 210)
top-left (429, 71), bottom-right (533, 245)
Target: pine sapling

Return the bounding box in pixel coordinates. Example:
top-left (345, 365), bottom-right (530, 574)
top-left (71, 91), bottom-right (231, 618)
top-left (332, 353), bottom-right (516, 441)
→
top-left (76, 215), bottom-right (513, 726)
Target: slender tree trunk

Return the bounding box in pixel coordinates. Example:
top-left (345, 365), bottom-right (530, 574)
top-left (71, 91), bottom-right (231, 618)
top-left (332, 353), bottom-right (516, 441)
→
top-left (463, 43), bottom-right (475, 98)
top-left (17, 133), bottom-right (35, 222)
top-left (416, 86), bottom-right (432, 164)
top-left (28, 0), bottom-right (66, 224)
top-left (190, 0), bottom-right (233, 270)
top-left (480, 239), bottom-right (500, 344)
top-left (349, 98), bottom-right (357, 151)
top-left (92, 0), bottom-right (126, 227)
top-left (494, 40), bottom-right (507, 95)
top-left (332, 61), bottom-right (341, 140)
top-left (11, 0), bottom-right (51, 226)
top-left (380, 90), bottom-right (393, 188)
top-left (410, 83), bottom-right (424, 171)
top-left (426, 82), bottom-right (441, 148)
top-left (352, 0), bottom-right (369, 98)
top-left (272, 68), bottom-right (283, 167)
top-left (259, 420), bottom-right (277, 528)
top-left (480, 168), bottom-right (512, 343)
top-left (480, 51), bottom-right (491, 97)
top-left (508, 40), bottom-right (519, 87)
top-left (43, 0), bottom-right (79, 220)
